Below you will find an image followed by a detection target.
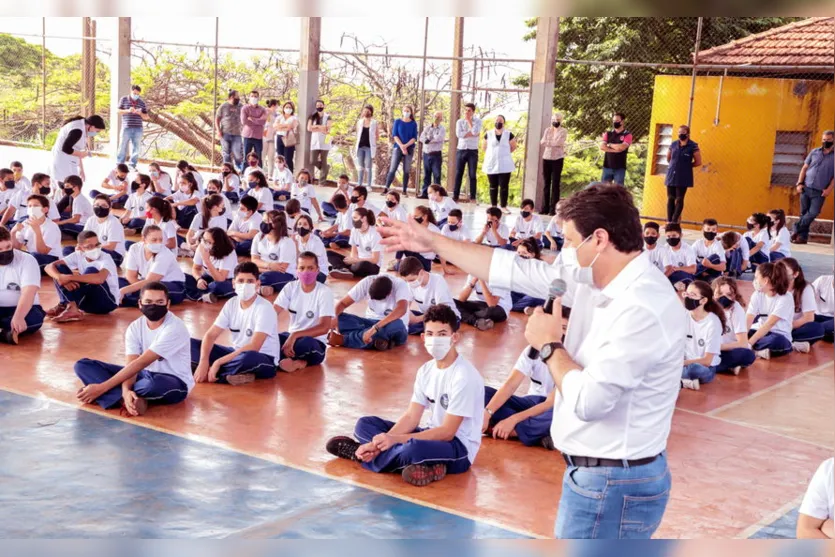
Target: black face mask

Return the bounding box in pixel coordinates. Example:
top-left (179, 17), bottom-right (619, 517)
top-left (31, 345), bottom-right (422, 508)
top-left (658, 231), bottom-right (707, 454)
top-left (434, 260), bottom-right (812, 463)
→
top-left (385, 200), bottom-right (396, 209)
top-left (207, 190), bottom-right (218, 196)
top-left (824, 141), bottom-right (834, 150)
top-left (679, 133), bottom-right (688, 141)
top-left (131, 182), bottom-right (140, 192)
top-left (39, 186), bottom-right (51, 195)
top-left (316, 107), bottom-right (324, 112)
top-left (415, 217), bottom-right (424, 224)
top-left (350, 196), bottom-right (360, 204)
top-left (0, 249), bottom-right (13, 266)
top-left (93, 206), bottom-right (110, 218)
top-left (259, 222), bottom-right (272, 235)
top-left (644, 236), bottom-right (658, 245)
top-left (495, 122), bottom-right (504, 130)
top-left (667, 237), bottom-right (681, 247)
top-left (231, 98), bottom-right (240, 105)
top-left (717, 295), bottom-right (733, 309)
top-left (140, 303), bottom-right (168, 322)
top-left (222, 170), bottom-right (231, 177)
top-left (746, 222), bottom-right (755, 230)
top-left (552, 122), bottom-right (560, 128)
top-left (296, 227), bottom-right (311, 237)
top-left (684, 297), bottom-right (702, 312)
top-left (703, 231), bottom-right (717, 241)
top-left (352, 219), bottom-right (363, 229)
top-left (4, 180), bottom-right (15, 189)
top-left (521, 211), bottom-right (531, 219)
top-left (613, 121), bottom-right (622, 129)
top-left (64, 187), bottom-right (74, 195)
top-left (448, 224), bottom-right (459, 232)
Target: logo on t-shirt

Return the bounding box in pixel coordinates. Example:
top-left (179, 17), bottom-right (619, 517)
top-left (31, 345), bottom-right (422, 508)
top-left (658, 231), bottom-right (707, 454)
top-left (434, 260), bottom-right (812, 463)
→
top-left (245, 328), bottom-right (253, 337)
top-left (6, 282), bottom-right (20, 291)
top-left (677, 260), bottom-right (684, 266)
top-left (384, 309), bottom-right (392, 316)
top-left (269, 253), bottom-right (278, 261)
top-left (430, 298), bottom-right (436, 305)
top-left (364, 246), bottom-right (371, 252)
top-left (723, 325), bottom-right (731, 335)
top-left (306, 310), bottom-right (315, 318)
top-left (440, 393), bottom-right (449, 410)
top-left (698, 339), bottom-right (705, 347)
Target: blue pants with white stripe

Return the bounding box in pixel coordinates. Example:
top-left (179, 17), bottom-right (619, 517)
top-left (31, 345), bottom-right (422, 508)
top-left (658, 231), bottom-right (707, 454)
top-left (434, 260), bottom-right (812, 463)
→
top-left (73, 358), bottom-right (189, 409)
top-left (337, 313), bottom-right (408, 349)
top-left (53, 264), bottom-right (118, 314)
top-left (717, 348), bottom-right (756, 373)
top-left (184, 274), bottom-right (235, 301)
top-left (118, 277), bottom-right (185, 307)
top-left (792, 320), bottom-right (826, 344)
top-left (483, 387), bottom-right (552, 446)
top-left (725, 247), bottom-right (745, 276)
top-left (279, 332), bottom-right (327, 367)
top-left (695, 254), bottom-right (722, 280)
top-left (189, 338), bottom-right (277, 382)
top-left (353, 416), bottom-right (471, 474)
top-left (0, 305), bottom-right (45, 336)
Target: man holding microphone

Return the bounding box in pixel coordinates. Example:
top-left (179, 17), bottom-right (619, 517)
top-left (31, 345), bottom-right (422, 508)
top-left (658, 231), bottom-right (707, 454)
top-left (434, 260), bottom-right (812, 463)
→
top-left (379, 183), bottom-right (685, 539)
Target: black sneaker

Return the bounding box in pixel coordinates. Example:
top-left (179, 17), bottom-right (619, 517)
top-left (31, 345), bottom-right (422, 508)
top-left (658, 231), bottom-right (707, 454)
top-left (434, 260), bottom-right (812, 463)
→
top-left (373, 338), bottom-right (391, 351)
top-left (0, 328), bottom-right (19, 345)
top-left (326, 436), bottom-right (360, 461)
top-left (402, 463), bottom-right (447, 486)
top-left (540, 434), bottom-right (556, 451)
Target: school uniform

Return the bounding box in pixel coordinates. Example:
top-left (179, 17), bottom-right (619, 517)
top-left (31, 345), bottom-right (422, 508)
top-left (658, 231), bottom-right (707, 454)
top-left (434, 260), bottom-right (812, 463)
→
top-left (227, 213), bottom-right (261, 256)
top-left (484, 347), bottom-right (555, 446)
top-left (296, 233), bottom-right (329, 283)
top-left (744, 229), bottom-right (770, 267)
top-left (321, 186), bottom-right (351, 218)
top-left (319, 210), bottom-right (352, 248)
top-left (441, 222), bottom-right (469, 243)
top-left (0, 249), bottom-right (46, 337)
top-left (339, 275), bottom-right (410, 350)
top-left (454, 274), bottom-right (512, 327)
top-left (644, 245), bottom-right (665, 273)
top-left (725, 235), bottom-right (750, 277)
top-left (275, 280), bottom-right (335, 366)
top-left (74, 312), bottom-right (193, 409)
top-left (395, 223), bottom-right (440, 272)
top-left (381, 204), bottom-right (408, 224)
top-left (768, 227), bottom-right (791, 262)
top-left (60, 194), bottom-right (94, 238)
top-left (747, 290), bottom-right (794, 356)
top-left (510, 214), bottom-right (544, 244)
top-left (153, 173), bottom-right (174, 196)
top-left (328, 227), bottom-right (382, 278)
top-left (123, 191), bottom-right (152, 230)
top-left (120, 242), bottom-right (186, 307)
top-left (16, 219), bottom-right (62, 267)
top-left (184, 249), bottom-right (238, 301)
top-left (812, 275), bottom-right (834, 342)
top-left (406, 272), bottom-right (461, 335)
top-left (354, 354), bottom-right (484, 475)
top-left (291, 182), bottom-right (318, 214)
top-left (89, 170), bottom-right (129, 206)
top-left (189, 295), bottom-right (281, 383)
top-left (7, 188), bottom-right (60, 226)
top-left (681, 312), bottom-right (721, 385)
top-left (543, 217), bottom-right (563, 251)
top-left (242, 166), bottom-right (263, 182)
top-left (661, 243), bottom-right (697, 285)
top-left (483, 222), bottom-right (509, 247)
top-left (271, 168), bottom-right (295, 202)
top-left (221, 174), bottom-right (241, 203)
top-left (791, 284), bottom-right (826, 344)
top-left (80, 215), bottom-right (126, 266)
top-left (244, 187), bottom-right (274, 213)
top-left (692, 238), bottom-right (726, 280)
top-left (169, 191), bottom-right (201, 229)
top-left (251, 233), bottom-right (297, 292)
top-left (348, 201), bottom-right (380, 218)
top-left (53, 250), bottom-right (120, 314)
top-left (187, 214), bottom-right (228, 243)
top-left (429, 197), bottom-right (457, 228)
top-left (717, 301), bottom-right (756, 373)
top-left (141, 218), bottom-right (178, 253)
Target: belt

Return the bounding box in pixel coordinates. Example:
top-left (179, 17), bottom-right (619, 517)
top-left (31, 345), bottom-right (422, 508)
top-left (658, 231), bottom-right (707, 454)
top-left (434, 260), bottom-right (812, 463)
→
top-left (563, 453), bottom-right (660, 468)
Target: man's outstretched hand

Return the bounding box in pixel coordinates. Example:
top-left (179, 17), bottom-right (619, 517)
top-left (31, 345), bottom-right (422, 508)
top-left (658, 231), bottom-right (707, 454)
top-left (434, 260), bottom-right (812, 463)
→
top-left (378, 216), bottom-right (436, 254)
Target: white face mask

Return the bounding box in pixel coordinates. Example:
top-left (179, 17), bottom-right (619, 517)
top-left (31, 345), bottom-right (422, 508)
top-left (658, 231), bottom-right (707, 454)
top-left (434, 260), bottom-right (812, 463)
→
top-left (753, 279), bottom-right (763, 292)
top-left (424, 336), bottom-right (452, 361)
top-left (235, 282), bottom-right (257, 301)
top-left (84, 248), bottom-right (101, 261)
top-left (249, 97), bottom-right (259, 105)
top-left (284, 108), bottom-right (292, 115)
top-left (562, 235), bottom-right (599, 286)
top-left (147, 243), bottom-right (163, 254)
top-left (408, 279), bottom-right (421, 289)
top-left (239, 210), bottom-right (250, 219)
top-left (403, 111), bottom-right (412, 119)
top-left (27, 206), bottom-right (44, 219)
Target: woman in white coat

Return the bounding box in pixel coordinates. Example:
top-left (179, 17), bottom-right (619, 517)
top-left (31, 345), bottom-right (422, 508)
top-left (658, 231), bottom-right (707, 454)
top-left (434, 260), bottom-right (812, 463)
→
top-left (481, 115), bottom-right (517, 214)
top-left (49, 115), bottom-right (106, 186)
top-left (354, 105), bottom-right (379, 189)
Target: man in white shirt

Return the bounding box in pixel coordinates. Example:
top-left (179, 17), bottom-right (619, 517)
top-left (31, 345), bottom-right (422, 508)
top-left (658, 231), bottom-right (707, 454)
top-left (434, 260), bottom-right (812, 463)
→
top-left (692, 218), bottom-right (726, 280)
top-left (662, 221), bottom-right (697, 290)
top-left (797, 457), bottom-right (834, 538)
top-left (378, 183), bottom-right (684, 538)
top-left (74, 281), bottom-right (193, 416)
top-left (812, 273), bottom-right (834, 343)
top-left (326, 305), bottom-right (484, 486)
top-left (397, 255), bottom-right (461, 335)
top-left (330, 274), bottom-right (409, 351)
top-left (191, 262), bottom-right (280, 385)
top-left (0, 227), bottom-right (45, 345)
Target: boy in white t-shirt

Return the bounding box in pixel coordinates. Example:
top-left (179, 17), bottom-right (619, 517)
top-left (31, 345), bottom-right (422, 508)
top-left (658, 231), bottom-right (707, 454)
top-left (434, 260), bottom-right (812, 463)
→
top-left (692, 218), bottom-right (726, 280)
top-left (721, 230), bottom-right (749, 278)
top-left (0, 227), bottom-right (45, 345)
top-left (474, 206), bottom-right (509, 248)
top-left (797, 457), bottom-right (834, 539)
top-left (326, 305), bottom-right (484, 487)
top-left (74, 281), bottom-right (193, 416)
top-left (508, 198), bottom-right (543, 250)
top-left (90, 163), bottom-right (130, 207)
top-left (398, 255), bottom-right (461, 335)
top-left (642, 221), bottom-right (665, 273)
top-left (812, 273), bottom-right (834, 342)
top-left (439, 208), bottom-right (468, 275)
top-left (330, 274), bottom-right (410, 351)
top-left (55, 175), bottom-right (93, 239)
top-left (662, 222), bottom-right (697, 290)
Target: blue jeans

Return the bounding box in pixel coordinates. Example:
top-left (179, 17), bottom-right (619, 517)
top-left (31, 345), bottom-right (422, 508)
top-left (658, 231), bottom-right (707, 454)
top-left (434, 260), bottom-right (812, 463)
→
top-left (718, 348), bottom-right (756, 373)
top-left (695, 254), bottom-right (723, 280)
top-left (279, 332), bottom-right (327, 367)
top-left (422, 151), bottom-right (442, 196)
top-left (221, 133), bottom-right (243, 169)
top-left (792, 320), bottom-right (826, 344)
top-left (453, 149), bottom-right (478, 201)
top-left (243, 137), bottom-right (263, 164)
top-left (0, 305), bottom-right (45, 337)
top-left (356, 147), bottom-right (373, 188)
top-left (483, 387), bottom-right (552, 446)
top-left (749, 329), bottom-right (792, 356)
top-left (337, 313), bottom-right (408, 350)
top-left (117, 127), bottom-right (143, 167)
top-left (74, 358), bottom-right (188, 409)
top-left (601, 167), bottom-right (626, 186)
top-left (681, 363), bottom-right (716, 384)
top-left (53, 264), bottom-right (118, 314)
top-left (385, 145), bottom-right (414, 192)
top-left (555, 452), bottom-right (671, 539)
top-left (189, 339), bottom-right (277, 383)
top-left (794, 187), bottom-right (825, 240)
top-left (816, 314), bottom-right (834, 342)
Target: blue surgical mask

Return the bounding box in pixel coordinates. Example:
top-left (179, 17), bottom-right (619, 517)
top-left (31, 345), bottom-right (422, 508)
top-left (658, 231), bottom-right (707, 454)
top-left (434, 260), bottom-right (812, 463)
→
top-left (131, 93), bottom-right (140, 101)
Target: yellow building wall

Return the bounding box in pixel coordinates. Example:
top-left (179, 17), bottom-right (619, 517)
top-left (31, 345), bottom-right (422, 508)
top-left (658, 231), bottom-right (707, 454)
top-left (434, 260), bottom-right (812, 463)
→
top-left (643, 75), bottom-right (835, 227)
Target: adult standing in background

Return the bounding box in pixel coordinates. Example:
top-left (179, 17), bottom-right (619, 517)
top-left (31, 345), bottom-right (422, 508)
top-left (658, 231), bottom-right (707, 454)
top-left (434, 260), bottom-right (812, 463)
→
top-left (274, 101), bottom-right (299, 173)
top-left (665, 124), bottom-right (702, 224)
top-left (50, 115), bottom-right (106, 185)
top-left (116, 84), bottom-right (148, 172)
top-left (307, 99), bottom-right (332, 184)
top-left (383, 105), bottom-right (418, 196)
top-left (263, 99), bottom-right (279, 178)
top-left (540, 112), bottom-right (567, 215)
top-left (215, 90), bottom-right (243, 171)
top-left (418, 110), bottom-right (445, 199)
top-left (241, 90), bottom-right (267, 165)
top-left (792, 130), bottom-right (834, 245)
top-left (354, 105), bottom-right (379, 189)
top-left (599, 112), bottom-right (632, 186)
top-left (481, 115), bottom-right (517, 214)
top-left (453, 103), bottom-right (482, 203)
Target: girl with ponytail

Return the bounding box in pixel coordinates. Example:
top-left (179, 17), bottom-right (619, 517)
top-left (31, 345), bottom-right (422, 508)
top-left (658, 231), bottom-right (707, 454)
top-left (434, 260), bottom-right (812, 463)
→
top-left (680, 280), bottom-right (726, 390)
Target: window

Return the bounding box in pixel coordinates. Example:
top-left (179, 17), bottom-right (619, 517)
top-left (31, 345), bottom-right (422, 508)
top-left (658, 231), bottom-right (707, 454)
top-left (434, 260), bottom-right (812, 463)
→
top-left (771, 131), bottom-right (810, 186)
top-left (652, 124), bottom-right (673, 175)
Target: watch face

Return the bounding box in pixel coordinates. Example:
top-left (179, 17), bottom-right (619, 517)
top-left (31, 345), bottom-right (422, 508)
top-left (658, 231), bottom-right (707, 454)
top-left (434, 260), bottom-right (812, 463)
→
top-left (540, 344), bottom-right (552, 360)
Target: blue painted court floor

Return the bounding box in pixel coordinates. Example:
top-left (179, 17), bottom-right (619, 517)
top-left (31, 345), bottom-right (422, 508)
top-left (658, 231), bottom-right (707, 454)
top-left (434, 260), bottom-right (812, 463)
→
top-left (0, 390), bottom-right (523, 538)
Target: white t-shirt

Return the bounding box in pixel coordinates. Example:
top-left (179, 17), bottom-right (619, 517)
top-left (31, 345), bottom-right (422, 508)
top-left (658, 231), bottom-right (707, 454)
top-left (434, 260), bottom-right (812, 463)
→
top-left (545, 216), bottom-right (562, 237)
top-left (272, 167), bottom-right (294, 188)
top-left (466, 274), bottom-right (513, 315)
top-left (334, 210), bottom-right (353, 233)
top-left (411, 355), bottom-right (485, 463)
top-left (769, 226), bottom-right (792, 258)
top-left (297, 234), bottom-right (329, 273)
top-left (105, 169), bottom-right (127, 189)
top-left (692, 239), bottom-right (726, 263)
top-left (124, 191), bottom-right (152, 219)
top-left (291, 183), bottom-right (317, 213)
top-left (484, 223), bottom-right (509, 247)
top-left (747, 291), bottom-right (794, 342)
top-left (188, 214), bottom-right (228, 234)
top-left (14, 176), bottom-right (31, 191)
top-left (0, 249), bottom-right (41, 307)
top-left (170, 190), bottom-right (201, 204)
top-left (63, 250), bottom-right (121, 304)
top-left (69, 194), bottom-right (94, 223)
top-left (645, 245), bottom-right (665, 272)
top-left (738, 234), bottom-right (750, 262)
top-left (251, 233), bottom-right (297, 276)
top-left (381, 204), bottom-right (408, 223)
top-left (124, 242), bottom-right (186, 283)
top-left (441, 222), bottom-right (468, 242)
top-left (685, 312), bottom-right (722, 367)
top-left (812, 275), bottom-right (834, 317)
top-left (744, 229), bottom-right (771, 258)
top-left (222, 173), bottom-right (241, 194)
top-left (83, 215), bottom-right (126, 255)
top-left (409, 273), bottom-right (461, 318)
top-left (17, 219), bottom-right (62, 258)
top-left (721, 301), bottom-right (748, 345)
top-left (244, 188), bottom-right (274, 212)
top-left (242, 166), bottom-right (263, 181)
top-left (512, 214), bottom-right (544, 240)
top-left (512, 347), bottom-right (555, 397)
top-left (661, 243), bottom-right (697, 269)
top-left (214, 295), bottom-right (281, 363)
top-left (792, 284), bottom-right (817, 321)
top-left (430, 197), bottom-right (457, 222)
top-left (228, 213), bottom-right (260, 235)
top-left (275, 281), bottom-right (335, 343)
top-left (348, 274), bottom-right (412, 328)
top-left (125, 312), bottom-right (194, 391)
top-left (310, 112), bottom-right (331, 150)
top-left (349, 227), bottom-right (383, 259)
top-left (142, 218), bottom-right (178, 251)
top-left (416, 223), bottom-right (442, 260)
top-left (348, 201), bottom-right (380, 218)
top-left (9, 189), bottom-right (60, 220)
top-left (799, 458), bottom-right (834, 521)
top-left (193, 249), bottom-right (238, 278)
top-left (153, 173), bottom-right (173, 196)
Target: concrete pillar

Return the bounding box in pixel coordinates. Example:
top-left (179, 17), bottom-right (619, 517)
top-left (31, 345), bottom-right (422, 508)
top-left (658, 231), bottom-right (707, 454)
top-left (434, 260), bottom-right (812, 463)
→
top-left (108, 17), bottom-right (131, 158)
top-left (81, 18), bottom-right (96, 117)
top-left (297, 17), bottom-right (322, 176)
top-left (445, 17), bottom-right (464, 194)
top-left (522, 17), bottom-right (559, 210)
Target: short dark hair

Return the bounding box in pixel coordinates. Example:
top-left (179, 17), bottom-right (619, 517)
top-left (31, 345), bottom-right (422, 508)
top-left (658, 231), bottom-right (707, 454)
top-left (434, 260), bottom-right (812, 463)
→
top-left (448, 208), bottom-right (463, 220)
top-left (486, 207), bottom-right (502, 220)
top-left (424, 304), bottom-right (460, 332)
top-left (77, 230), bottom-right (98, 244)
top-left (665, 222), bottom-right (682, 234)
top-left (521, 198), bottom-right (535, 210)
top-left (298, 250), bottom-right (319, 268)
top-left (368, 275), bottom-right (393, 301)
top-left (339, 174), bottom-right (350, 181)
top-left (354, 206), bottom-right (376, 227)
top-left (64, 175), bottom-right (83, 189)
top-left (116, 163), bottom-right (129, 174)
top-left (363, 104), bottom-right (374, 116)
top-left (94, 194), bottom-right (111, 206)
top-left (559, 184), bottom-right (643, 253)
top-left (31, 172), bottom-right (49, 185)
top-left (266, 99), bottom-right (278, 107)
top-left (10, 161), bottom-right (22, 169)
top-left (139, 281), bottom-right (169, 301)
top-left (721, 230), bottom-right (740, 250)
top-left (643, 221), bottom-right (660, 232)
top-left (464, 102), bottom-right (476, 111)
top-left (703, 218), bottom-right (718, 227)
top-left (285, 198), bottom-right (301, 215)
top-left (234, 261), bottom-right (261, 281)
top-left (518, 237), bottom-right (542, 260)
top-left (353, 185), bottom-right (368, 200)
top-left (228, 89), bottom-right (238, 99)
top-left (131, 84), bottom-right (141, 92)
top-left (386, 190), bottom-right (401, 203)
top-left (398, 256), bottom-right (425, 278)
top-left (239, 195), bottom-right (259, 213)
top-left (333, 193), bottom-right (348, 210)
top-left (613, 112), bottom-right (625, 120)
top-left (26, 194), bottom-right (50, 208)
top-left (0, 226), bottom-right (10, 242)
top-left (0, 168), bottom-right (12, 179)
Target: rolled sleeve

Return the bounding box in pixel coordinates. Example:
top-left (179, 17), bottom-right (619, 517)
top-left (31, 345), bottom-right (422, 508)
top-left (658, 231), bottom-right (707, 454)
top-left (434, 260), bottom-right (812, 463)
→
top-left (488, 247), bottom-right (557, 300)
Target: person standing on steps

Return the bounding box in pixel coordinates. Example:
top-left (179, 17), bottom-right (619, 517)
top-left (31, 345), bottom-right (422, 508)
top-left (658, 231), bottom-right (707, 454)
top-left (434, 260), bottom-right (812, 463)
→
top-left (540, 112), bottom-right (567, 215)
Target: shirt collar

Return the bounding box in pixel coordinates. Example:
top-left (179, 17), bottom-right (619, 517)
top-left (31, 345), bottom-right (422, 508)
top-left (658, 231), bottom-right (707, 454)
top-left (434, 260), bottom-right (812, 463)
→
top-left (599, 251), bottom-right (652, 302)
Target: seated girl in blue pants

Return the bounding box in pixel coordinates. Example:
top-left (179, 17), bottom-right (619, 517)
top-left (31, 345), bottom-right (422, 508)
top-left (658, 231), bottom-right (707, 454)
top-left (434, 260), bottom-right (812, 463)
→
top-left (273, 251), bottom-right (335, 372)
top-left (680, 280), bottom-right (725, 390)
top-left (776, 257), bottom-right (825, 353)
top-left (483, 346), bottom-right (556, 448)
top-left (325, 305), bottom-right (484, 487)
top-left (0, 227), bottom-right (45, 345)
top-left (743, 212), bottom-right (772, 269)
top-left (712, 277), bottom-right (756, 375)
top-left (250, 210), bottom-right (297, 297)
top-left (119, 225), bottom-right (186, 307)
top-left (190, 262), bottom-right (281, 386)
top-left (184, 227), bottom-right (238, 304)
top-left (120, 176), bottom-right (153, 233)
top-left (811, 273), bottom-right (834, 343)
top-left (510, 238), bottom-right (546, 314)
top-left (746, 262), bottom-right (795, 360)
top-left (44, 231), bottom-right (120, 323)
top-left (721, 231), bottom-right (750, 278)
top-left (166, 171), bottom-right (201, 230)
top-left (329, 274), bottom-right (410, 351)
top-left (74, 281), bottom-right (193, 416)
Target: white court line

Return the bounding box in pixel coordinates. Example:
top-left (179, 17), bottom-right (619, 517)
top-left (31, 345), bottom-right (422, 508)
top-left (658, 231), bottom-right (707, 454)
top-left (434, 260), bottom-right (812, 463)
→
top-left (736, 495), bottom-right (804, 539)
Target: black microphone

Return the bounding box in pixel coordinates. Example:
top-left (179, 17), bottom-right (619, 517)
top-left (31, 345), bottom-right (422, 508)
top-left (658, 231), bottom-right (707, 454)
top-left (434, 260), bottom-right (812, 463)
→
top-left (527, 278), bottom-right (568, 359)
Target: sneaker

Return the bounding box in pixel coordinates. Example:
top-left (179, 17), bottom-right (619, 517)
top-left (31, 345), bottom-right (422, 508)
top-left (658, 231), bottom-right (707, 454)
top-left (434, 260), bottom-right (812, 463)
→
top-left (791, 236), bottom-right (808, 245)
top-left (54, 307), bottom-right (85, 323)
top-left (279, 358), bottom-right (307, 373)
top-left (755, 348), bottom-right (770, 360)
top-left (474, 318), bottom-right (494, 331)
top-left (501, 207), bottom-right (511, 215)
top-left (673, 281), bottom-right (687, 293)
top-left (46, 303), bottom-right (67, 318)
top-left (792, 341), bottom-right (811, 353)
top-left (329, 269), bottom-right (354, 280)
top-left (386, 259), bottom-right (399, 272)
top-left (402, 463), bottom-right (447, 487)
top-left (327, 330), bottom-right (345, 347)
top-left (200, 292), bottom-right (218, 304)
top-left (523, 306), bottom-right (536, 316)
top-left (732, 366), bottom-right (742, 376)
top-left (0, 329), bottom-right (19, 345)
top-left (540, 434), bottom-right (556, 451)
top-left (325, 436), bottom-right (360, 461)
top-left (373, 338), bottom-right (391, 351)
top-left (226, 373), bottom-right (255, 386)
top-left (259, 285), bottom-right (275, 298)
top-left (178, 247), bottom-right (194, 258)
top-left (680, 378), bottom-right (700, 391)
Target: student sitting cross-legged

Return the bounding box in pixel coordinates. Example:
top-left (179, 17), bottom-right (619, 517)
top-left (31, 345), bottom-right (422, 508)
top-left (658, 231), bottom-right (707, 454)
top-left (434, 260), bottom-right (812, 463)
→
top-left (329, 274), bottom-right (410, 351)
top-left (326, 305), bottom-right (484, 487)
top-left (510, 238), bottom-right (546, 315)
top-left (294, 214), bottom-right (328, 283)
top-left (712, 277), bottom-right (756, 375)
top-left (77, 195), bottom-right (126, 267)
top-left (190, 262), bottom-right (281, 385)
top-left (119, 225), bottom-right (186, 307)
top-left (746, 262), bottom-right (794, 360)
top-left (542, 201), bottom-right (564, 252)
top-left (483, 346), bottom-right (556, 449)
top-left (721, 230), bottom-right (750, 278)
top-left (44, 231), bottom-right (121, 322)
top-left (692, 218), bottom-right (726, 280)
top-left (474, 206), bottom-right (509, 248)
top-left (506, 198), bottom-right (543, 251)
top-left (321, 174), bottom-right (351, 218)
top-left (680, 280), bottom-right (725, 391)
top-left (165, 171), bottom-right (201, 230)
top-left (388, 205), bottom-right (441, 273)
top-left (180, 193), bottom-right (228, 258)
top-left (454, 274), bottom-right (512, 331)
top-left (55, 175), bottom-right (93, 239)
top-left (10, 194), bottom-right (62, 268)
top-left (120, 174), bottom-right (153, 233)
top-left (251, 209), bottom-right (297, 297)
top-left (661, 222), bottom-right (697, 291)
top-left (744, 212), bottom-right (771, 269)
top-left (227, 195), bottom-right (261, 257)
top-left (397, 255), bottom-right (460, 335)
top-left (0, 227), bottom-right (45, 344)
top-left (776, 257), bottom-right (826, 353)
top-left (327, 207), bottom-right (382, 280)
top-left (273, 251), bottom-right (335, 372)
top-left (74, 281), bottom-right (193, 416)
top-left (90, 163), bottom-right (129, 207)
top-left (811, 272), bottom-right (834, 342)
top-left (184, 227), bottom-right (238, 304)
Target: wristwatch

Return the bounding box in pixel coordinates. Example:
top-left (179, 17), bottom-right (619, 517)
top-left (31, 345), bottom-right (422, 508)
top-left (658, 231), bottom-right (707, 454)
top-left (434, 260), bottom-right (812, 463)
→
top-left (539, 342), bottom-right (565, 363)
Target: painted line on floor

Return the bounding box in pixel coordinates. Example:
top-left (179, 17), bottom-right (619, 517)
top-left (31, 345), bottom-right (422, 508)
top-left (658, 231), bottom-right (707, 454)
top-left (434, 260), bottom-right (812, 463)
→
top-left (736, 495), bottom-right (803, 539)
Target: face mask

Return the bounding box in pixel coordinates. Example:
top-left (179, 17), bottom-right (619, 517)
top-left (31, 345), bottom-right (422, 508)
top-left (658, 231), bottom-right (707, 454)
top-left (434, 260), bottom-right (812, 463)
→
top-left (239, 210), bottom-right (250, 220)
top-left (679, 133), bottom-right (688, 141)
top-left (39, 186), bottom-right (51, 195)
top-left (753, 279), bottom-right (763, 292)
top-left (64, 187), bottom-right (75, 195)
top-left (352, 219), bottom-right (363, 229)
top-left (415, 217), bottom-right (424, 225)
top-left (179, 186), bottom-right (190, 194)
top-left (408, 279), bottom-right (422, 289)
top-left (667, 237), bottom-right (681, 247)
top-left (824, 141), bottom-right (834, 149)
top-left (249, 97), bottom-right (259, 105)
top-left (552, 121), bottom-right (560, 128)
top-left (131, 182), bottom-right (140, 192)
top-left (88, 130), bottom-right (99, 137)
top-left (145, 211), bottom-right (154, 219)
top-left (424, 336), bottom-right (453, 361)
top-left (717, 295), bottom-right (733, 309)
top-left (448, 224), bottom-right (459, 232)
top-left (207, 190), bottom-right (218, 196)
top-left (403, 112), bottom-right (411, 119)
top-left (222, 171), bottom-right (231, 177)
top-left (316, 106), bottom-right (324, 113)
top-left (350, 196), bottom-right (359, 204)
top-left (703, 231), bottom-right (717, 241)
top-left (140, 303), bottom-right (168, 322)
top-left (130, 93), bottom-right (140, 101)
top-left (4, 180), bottom-right (14, 189)
top-left (93, 206), bottom-right (110, 218)
top-left (232, 98), bottom-right (240, 105)
top-left (259, 222), bottom-right (272, 235)
top-left (746, 222), bottom-right (755, 230)
top-left (563, 235), bottom-right (599, 286)
top-left (296, 227), bottom-right (311, 237)
top-left (147, 243), bottom-right (163, 254)
top-left (0, 250), bottom-right (13, 266)
top-left (284, 108), bottom-right (293, 115)
top-left (235, 282), bottom-right (257, 301)
top-left (612, 121), bottom-right (622, 129)
top-left (684, 297), bottom-right (702, 312)
top-left (83, 248), bottom-right (101, 261)
top-left (644, 236), bottom-right (658, 245)
top-left (521, 211), bottom-right (531, 219)
top-left (298, 270), bottom-right (318, 285)
top-left (495, 122), bottom-right (504, 130)
top-left (27, 206), bottom-right (44, 219)
top-left (386, 200), bottom-right (396, 209)
top-left (150, 171), bottom-right (159, 177)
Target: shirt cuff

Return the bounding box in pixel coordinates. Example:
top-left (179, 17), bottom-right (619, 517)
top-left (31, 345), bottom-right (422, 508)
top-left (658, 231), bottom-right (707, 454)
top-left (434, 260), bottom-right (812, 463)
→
top-left (487, 247), bottom-right (518, 291)
top-left (559, 368), bottom-right (584, 416)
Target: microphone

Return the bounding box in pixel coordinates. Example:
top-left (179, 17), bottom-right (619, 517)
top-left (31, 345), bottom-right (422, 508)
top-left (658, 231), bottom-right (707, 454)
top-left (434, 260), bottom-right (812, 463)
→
top-left (528, 278), bottom-right (567, 359)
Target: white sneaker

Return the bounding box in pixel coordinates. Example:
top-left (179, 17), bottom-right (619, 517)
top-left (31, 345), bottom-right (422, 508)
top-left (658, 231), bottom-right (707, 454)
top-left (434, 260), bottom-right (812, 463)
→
top-left (755, 348), bottom-right (770, 360)
top-left (680, 378), bottom-right (700, 391)
top-left (200, 292), bottom-right (217, 304)
top-left (386, 259), bottom-right (398, 272)
top-left (732, 366), bottom-right (742, 376)
top-left (792, 341), bottom-right (811, 353)
top-left (178, 247), bottom-right (194, 258)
